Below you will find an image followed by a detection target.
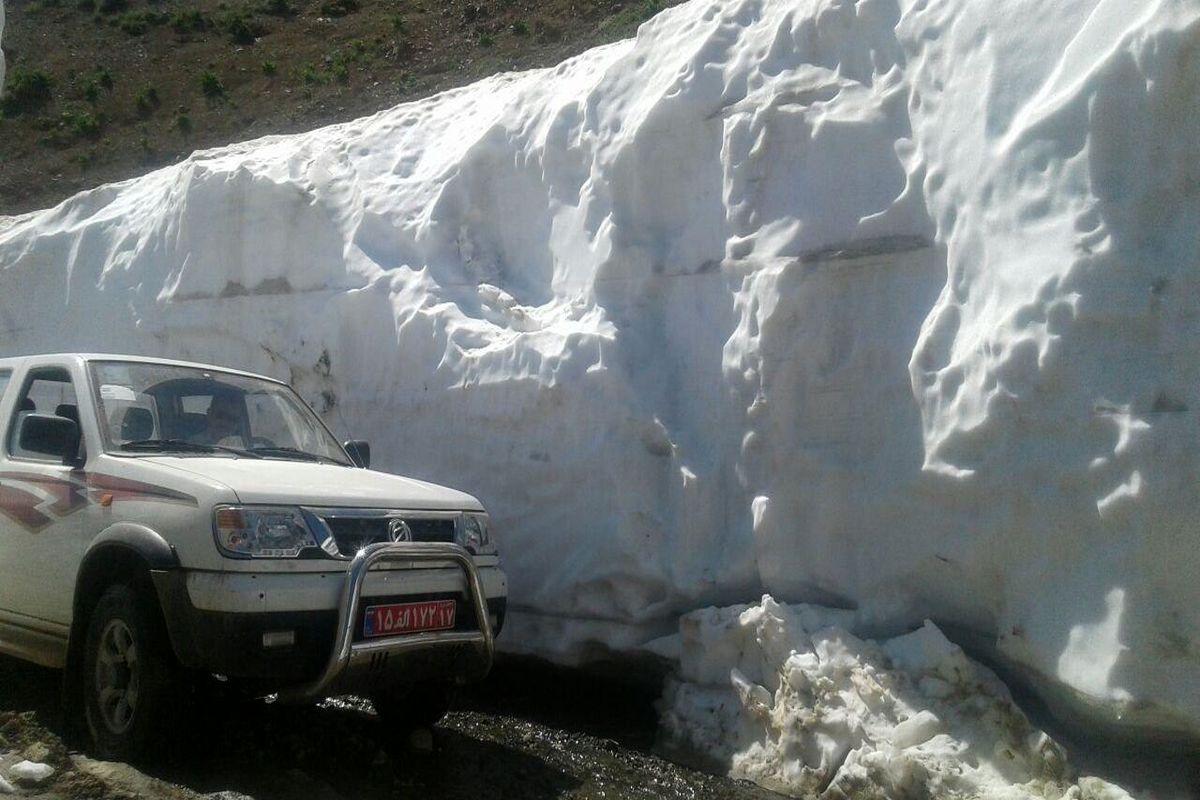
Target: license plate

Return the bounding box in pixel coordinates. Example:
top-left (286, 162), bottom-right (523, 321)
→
top-left (363, 599), bottom-right (456, 638)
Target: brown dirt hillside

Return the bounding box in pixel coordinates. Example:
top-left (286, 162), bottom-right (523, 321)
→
top-left (0, 0), bottom-right (680, 216)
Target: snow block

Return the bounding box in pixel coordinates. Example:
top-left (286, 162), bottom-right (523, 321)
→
top-left (1, 0), bottom-right (1198, 741)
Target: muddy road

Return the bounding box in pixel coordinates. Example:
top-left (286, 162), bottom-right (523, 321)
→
top-left (0, 654), bottom-right (778, 800)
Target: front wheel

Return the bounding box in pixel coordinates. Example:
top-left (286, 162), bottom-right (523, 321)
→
top-left (82, 584), bottom-right (175, 760)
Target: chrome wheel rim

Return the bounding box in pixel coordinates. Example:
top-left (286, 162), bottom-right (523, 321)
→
top-left (95, 619), bottom-right (139, 734)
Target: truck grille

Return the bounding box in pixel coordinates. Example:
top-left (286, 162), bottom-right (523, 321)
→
top-left (320, 515), bottom-right (456, 556)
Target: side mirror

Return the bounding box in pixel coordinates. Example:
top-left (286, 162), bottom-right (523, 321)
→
top-left (18, 414), bottom-right (83, 466)
top-left (344, 440), bottom-right (370, 469)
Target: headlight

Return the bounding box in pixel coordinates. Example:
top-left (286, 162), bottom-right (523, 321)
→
top-left (214, 505), bottom-right (318, 558)
top-left (458, 513), bottom-right (490, 552)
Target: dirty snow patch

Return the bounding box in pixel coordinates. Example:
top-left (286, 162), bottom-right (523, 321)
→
top-left (659, 597), bottom-right (1136, 799)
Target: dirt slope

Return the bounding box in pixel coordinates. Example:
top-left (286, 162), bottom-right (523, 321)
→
top-left (0, 0), bottom-right (677, 215)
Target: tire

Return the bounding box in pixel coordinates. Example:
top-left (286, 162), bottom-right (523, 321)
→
top-left (371, 682), bottom-right (455, 733)
top-left (82, 584), bottom-right (176, 760)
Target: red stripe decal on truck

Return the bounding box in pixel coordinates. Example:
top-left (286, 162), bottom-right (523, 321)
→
top-left (0, 472), bottom-right (198, 533)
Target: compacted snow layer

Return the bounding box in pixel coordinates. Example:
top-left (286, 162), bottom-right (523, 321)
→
top-left (2, 0), bottom-right (1199, 741)
top-left (660, 597), bottom-right (1137, 799)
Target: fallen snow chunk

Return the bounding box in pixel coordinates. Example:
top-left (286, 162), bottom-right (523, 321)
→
top-left (1075, 777), bottom-right (1137, 800)
top-left (9, 760), bottom-right (54, 786)
top-left (660, 597), bottom-right (1113, 799)
top-left (891, 710), bottom-right (943, 749)
top-left (0, 774), bottom-right (14, 795)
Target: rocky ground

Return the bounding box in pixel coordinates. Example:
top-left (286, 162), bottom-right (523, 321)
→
top-left (0, 654), bottom-right (780, 800)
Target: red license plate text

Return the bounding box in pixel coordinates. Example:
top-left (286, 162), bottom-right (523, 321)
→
top-left (364, 599), bottom-right (456, 638)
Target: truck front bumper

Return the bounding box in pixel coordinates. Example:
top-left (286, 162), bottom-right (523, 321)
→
top-left (153, 543), bottom-right (506, 696)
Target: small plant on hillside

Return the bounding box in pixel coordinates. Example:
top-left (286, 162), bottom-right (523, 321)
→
top-left (62, 107), bottom-right (102, 139)
top-left (175, 110), bottom-right (193, 135)
top-left (319, 0), bottom-right (359, 17)
top-left (83, 81), bottom-right (100, 103)
top-left (134, 84), bottom-right (160, 116)
top-left (218, 7), bottom-right (266, 44)
top-left (77, 146), bottom-right (98, 169)
top-left (261, 60), bottom-right (278, 76)
top-left (199, 69), bottom-right (226, 101)
top-left (1, 68), bottom-right (54, 117)
top-left (94, 0), bottom-right (126, 13)
top-left (477, 32), bottom-right (495, 48)
top-left (138, 134), bottom-right (156, 161)
top-left (510, 20), bottom-right (529, 36)
top-left (95, 66), bottom-right (114, 91)
top-left (390, 14), bottom-right (405, 32)
top-left (299, 62), bottom-right (322, 85)
top-left (116, 10), bottom-right (166, 34)
top-left (171, 9), bottom-right (210, 33)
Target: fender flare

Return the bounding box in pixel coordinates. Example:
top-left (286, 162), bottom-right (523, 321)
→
top-left (81, 522), bottom-right (179, 570)
top-left (61, 523), bottom-right (179, 721)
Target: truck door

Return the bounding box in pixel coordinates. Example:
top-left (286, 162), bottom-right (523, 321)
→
top-left (0, 365), bottom-right (90, 629)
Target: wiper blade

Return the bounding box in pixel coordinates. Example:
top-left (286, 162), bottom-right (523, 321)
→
top-left (248, 446), bottom-right (343, 465)
top-left (120, 439), bottom-right (262, 458)
top-left (120, 439), bottom-right (214, 452)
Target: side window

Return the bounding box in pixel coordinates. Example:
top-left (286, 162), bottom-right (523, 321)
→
top-left (8, 367), bottom-right (80, 461)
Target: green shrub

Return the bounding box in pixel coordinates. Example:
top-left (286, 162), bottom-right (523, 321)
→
top-left (171, 9), bottom-right (209, 33)
top-left (478, 32), bottom-right (495, 47)
top-left (61, 106), bottom-right (102, 139)
top-left (176, 110), bottom-right (193, 134)
top-left (261, 60), bottom-right (278, 76)
top-left (299, 62), bottom-right (321, 85)
top-left (135, 84), bottom-right (160, 116)
top-left (219, 7), bottom-right (265, 44)
top-left (390, 14), bottom-right (405, 32)
top-left (199, 69), bottom-right (226, 100)
top-left (94, 0), bottom-right (126, 13)
top-left (510, 20), bottom-right (529, 36)
top-left (95, 66), bottom-right (114, 91)
top-left (1, 68), bottom-right (54, 117)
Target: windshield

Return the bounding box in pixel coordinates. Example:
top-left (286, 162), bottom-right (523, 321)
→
top-left (89, 361), bottom-right (352, 465)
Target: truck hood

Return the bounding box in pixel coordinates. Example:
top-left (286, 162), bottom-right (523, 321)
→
top-left (142, 457), bottom-right (484, 510)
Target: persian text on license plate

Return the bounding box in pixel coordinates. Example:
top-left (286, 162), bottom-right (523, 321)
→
top-left (363, 599), bottom-right (456, 638)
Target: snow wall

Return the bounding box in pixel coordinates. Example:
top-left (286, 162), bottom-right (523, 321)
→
top-left (1, 0), bottom-right (1198, 742)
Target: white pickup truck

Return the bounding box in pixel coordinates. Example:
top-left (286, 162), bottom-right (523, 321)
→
top-left (0, 353), bottom-right (506, 758)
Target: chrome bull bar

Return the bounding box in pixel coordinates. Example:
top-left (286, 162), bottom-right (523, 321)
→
top-left (279, 542), bottom-right (494, 702)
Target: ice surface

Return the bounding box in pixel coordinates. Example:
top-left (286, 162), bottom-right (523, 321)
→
top-left (660, 597), bottom-right (1135, 798)
top-left (2, 0), bottom-right (1199, 741)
